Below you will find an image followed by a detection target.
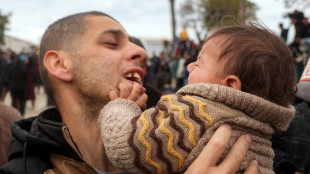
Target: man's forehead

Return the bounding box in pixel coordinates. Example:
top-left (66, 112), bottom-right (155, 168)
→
top-left (85, 15), bottom-right (127, 36)
top-left (86, 15), bottom-right (122, 28)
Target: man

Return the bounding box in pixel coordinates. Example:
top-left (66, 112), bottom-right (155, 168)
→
top-left (0, 11), bottom-right (258, 173)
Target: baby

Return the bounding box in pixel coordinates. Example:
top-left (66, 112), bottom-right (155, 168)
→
top-left (99, 25), bottom-right (296, 174)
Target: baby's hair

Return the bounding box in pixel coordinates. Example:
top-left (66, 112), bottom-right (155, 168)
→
top-left (206, 24), bottom-right (296, 106)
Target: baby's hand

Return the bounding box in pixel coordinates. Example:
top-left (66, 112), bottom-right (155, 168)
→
top-left (109, 82), bottom-right (148, 108)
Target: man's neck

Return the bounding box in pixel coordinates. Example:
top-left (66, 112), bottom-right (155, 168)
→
top-left (67, 114), bottom-right (121, 172)
top-left (55, 90), bottom-right (121, 172)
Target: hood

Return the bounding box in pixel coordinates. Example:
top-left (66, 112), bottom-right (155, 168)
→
top-left (177, 83), bottom-right (295, 131)
top-left (8, 108), bottom-right (82, 168)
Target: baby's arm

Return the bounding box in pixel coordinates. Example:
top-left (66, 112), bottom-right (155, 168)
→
top-left (99, 82), bottom-right (149, 172)
top-left (101, 84), bottom-right (204, 173)
top-left (101, 87), bottom-right (208, 173)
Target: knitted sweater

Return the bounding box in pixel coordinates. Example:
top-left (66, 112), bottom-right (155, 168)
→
top-left (99, 83), bottom-right (295, 174)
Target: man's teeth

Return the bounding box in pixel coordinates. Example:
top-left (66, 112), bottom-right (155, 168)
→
top-left (125, 73), bottom-right (132, 78)
top-left (124, 72), bottom-right (141, 83)
top-left (133, 73), bottom-right (141, 82)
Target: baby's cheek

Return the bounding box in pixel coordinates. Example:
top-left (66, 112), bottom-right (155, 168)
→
top-left (187, 75), bottom-right (194, 84)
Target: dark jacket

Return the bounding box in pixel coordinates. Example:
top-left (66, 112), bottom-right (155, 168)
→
top-left (8, 60), bottom-right (27, 91)
top-left (285, 101), bottom-right (310, 173)
top-left (0, 57), bottom-right (11, 86)
top-left (272, 100), bottom-right (310, 174)
top-left (0, 108), bottom-right (97, 174)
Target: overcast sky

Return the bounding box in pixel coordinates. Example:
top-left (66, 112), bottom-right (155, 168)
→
top-left (1, 0), bottom-right (309, 45)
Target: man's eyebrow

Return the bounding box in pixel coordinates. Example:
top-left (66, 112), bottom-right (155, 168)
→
top-left (102, 29), bottom-right (126, 38)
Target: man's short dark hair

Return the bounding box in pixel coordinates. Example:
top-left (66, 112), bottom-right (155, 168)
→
top-left (39, 11), bottom-right (117, 101)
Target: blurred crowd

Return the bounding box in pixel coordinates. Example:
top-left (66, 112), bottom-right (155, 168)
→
top-left (280, 10), bottom-right (310, 80)
top-left (142, 32), bottom-right (201, 96)
top-left (0, 49), bottom-right (41, 116)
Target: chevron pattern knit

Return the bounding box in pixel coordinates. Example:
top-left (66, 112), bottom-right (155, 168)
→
top-left (99, 83), bottom-right (295, 174)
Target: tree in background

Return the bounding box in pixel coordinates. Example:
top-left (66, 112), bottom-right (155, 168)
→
top-left (179, 0), bottom-right (258, 43)
top-left (0, 10), bottom-right (11, 45)
top-left (279, 0), bottom-right (310, 10)
top-left (169, 0), bottom-right (177, 42)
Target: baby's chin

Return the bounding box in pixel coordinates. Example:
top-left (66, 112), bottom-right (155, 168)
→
top-left (187, 81), bottom-right (203, 84)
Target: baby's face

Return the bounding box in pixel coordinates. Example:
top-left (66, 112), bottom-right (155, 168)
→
top-left (187, 36), bottom-right (227, 85)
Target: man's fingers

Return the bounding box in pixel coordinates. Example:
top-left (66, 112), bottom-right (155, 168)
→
top-left (185, 124), bottom-right (232, 174)
top-left (244, 160), bottom-right (259, 174)
top-left (219, 134), bottom-right (252, 173)
top-left (184, 125), bottom-right (257, 174)
top-left (108, 90), bottom-right (118, 100)
top-left (201, 124), bottom-right (232, 166)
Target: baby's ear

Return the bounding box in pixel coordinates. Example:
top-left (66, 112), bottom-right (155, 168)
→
top-left (223, 75), bottom-right (242, 90)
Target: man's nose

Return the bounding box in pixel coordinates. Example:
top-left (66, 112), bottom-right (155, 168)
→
top-left (128, 43), bottom-right (146, 64)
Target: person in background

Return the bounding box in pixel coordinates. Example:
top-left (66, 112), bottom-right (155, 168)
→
top-left (0, 51), bottom-right (4, 94)
top-left (8, 57), bottom-right (27, 116)
top-left (300, 17), bottom-right (310, 65)
top-left (25, 55), bottom-right (39, 109)
top-left (0, 49), bottom-right (14, 102)
top-left (175, 51), bottom-right (188, 91)
top-left (0, 101), bottom-right (22, 167)
top-left (279, 23), bottom-right (289, 42)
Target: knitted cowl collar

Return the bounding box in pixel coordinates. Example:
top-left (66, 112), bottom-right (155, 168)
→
top-left (177, 83), bottom-right (295, 131)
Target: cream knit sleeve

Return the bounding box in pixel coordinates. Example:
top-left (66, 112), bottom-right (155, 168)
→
top-left (99, 98), bottom-right (142, 172)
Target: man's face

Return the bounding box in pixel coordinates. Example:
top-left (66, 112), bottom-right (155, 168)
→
top-left (70, 15), bottom-right (146, 105)
top-left (187, 36), bottom-right (226, 85)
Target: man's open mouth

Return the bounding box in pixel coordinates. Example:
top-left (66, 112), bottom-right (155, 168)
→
top-left (124, 72), bottom-right (142, 84)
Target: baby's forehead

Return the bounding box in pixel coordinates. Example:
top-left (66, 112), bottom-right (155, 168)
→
top-left (204, 34), bottom-right (229, 45)
top-left (198, 36), bottom-right (228, 60)
top-left (201, 35), bottom-right (228, 54)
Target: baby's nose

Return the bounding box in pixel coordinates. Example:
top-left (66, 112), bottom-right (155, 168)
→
top-left (187, 62), bottom-right (195, 73)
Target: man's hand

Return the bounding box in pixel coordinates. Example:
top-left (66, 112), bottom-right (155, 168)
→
top-left (109, 82), bottom-right (148, 108)
top-left (185, 124), bottom-right (259, 174)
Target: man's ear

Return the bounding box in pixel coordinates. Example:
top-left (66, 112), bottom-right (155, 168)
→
top-left (43, 50), bottom-right (72, 82)
top-left (223, 75), bottom-right (242, 90)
